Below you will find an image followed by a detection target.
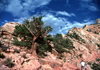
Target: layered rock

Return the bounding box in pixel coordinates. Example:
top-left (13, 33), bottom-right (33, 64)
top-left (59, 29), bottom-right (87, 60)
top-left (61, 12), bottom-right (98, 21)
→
top-left (62, 23), bottom-right (100, 69)
top-left (0, 21), bottom-right (100, 70)
top-left (0, 22), bottom-right (19, 44)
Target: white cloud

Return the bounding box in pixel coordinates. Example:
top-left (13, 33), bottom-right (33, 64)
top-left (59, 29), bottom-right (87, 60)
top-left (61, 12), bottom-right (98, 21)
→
top-left (59, 20), bottom-right (94, 34)
top-left (13, 17), bottom-right (26, 23)
top-left (42, 13), bottom-right (68, 35)
top-left (56, 11), bottom-right (75, 17)
top-left (1, 0), bottom-right (52, 17)
top-left (12, 12), bottom-right (94, 35)
top-left (78, 0), bottom-right (98, 11)
top-left (41, 12), bottom-right (94, 35)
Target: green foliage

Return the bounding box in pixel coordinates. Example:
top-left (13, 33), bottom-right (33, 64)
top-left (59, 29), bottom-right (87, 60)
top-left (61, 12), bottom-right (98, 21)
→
top-left (67, 32), bottom-right (80, 40)
top-left (14, 49), bottom-right (20, 53)
top-left (0, 53), bottom-right (5, 59)
top-left (67, 32), bottom-right (85, 43)
top-left (37, 43), bottom-right (48, 55)
top-left (87, 29), bottom-right (92, 32)
top-left (13, 37), bottom-right (31, 48)
top-left (97, 43), bottom-right (100, 49)
top-left (53, 33), bottom-right (74, 54)
top-left (88, 62), bottom-right (91, 65)
top-left (96, 58), bottom-right (100, 62)
top-left (13, 16), bottom-right (53, 55)
top-left (91, 62), bottom-right (100, 70)
top-left (4, 58), bottom-right (14, 68)
top-left (0, 34), bottom-right (2, 37)
top-left (94, 31), bottom-right (99, 34)
top-left (79, 54), bottom-right (82, 58)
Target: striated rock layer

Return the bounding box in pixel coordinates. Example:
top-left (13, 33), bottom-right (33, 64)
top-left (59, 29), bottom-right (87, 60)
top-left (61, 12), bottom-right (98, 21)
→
top-left (0, 21), bottom-right (100, 70)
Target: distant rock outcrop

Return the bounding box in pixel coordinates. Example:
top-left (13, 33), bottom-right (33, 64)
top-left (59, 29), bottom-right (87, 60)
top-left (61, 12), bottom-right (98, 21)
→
top-left (96, 18), bottom-right (100, 24)
top-left (0, 22), bottom-right (19, 44)
top-left (0, 22), bottom-right (19, 34)
top-left (62, 21), bottom-right (100, 69)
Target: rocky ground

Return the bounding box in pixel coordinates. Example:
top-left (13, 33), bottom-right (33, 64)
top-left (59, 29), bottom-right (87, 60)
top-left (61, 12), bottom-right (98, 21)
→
top-left (0, 22), bottom-right (100, 70)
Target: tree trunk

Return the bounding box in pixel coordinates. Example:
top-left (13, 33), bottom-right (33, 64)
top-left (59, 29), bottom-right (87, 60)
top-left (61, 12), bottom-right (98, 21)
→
top-left (30, 36), bottom-right (37, 56)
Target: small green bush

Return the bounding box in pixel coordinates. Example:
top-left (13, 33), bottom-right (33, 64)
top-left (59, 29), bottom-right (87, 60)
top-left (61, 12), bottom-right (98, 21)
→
top-left (87, 29), bottom-right (92, 32)
top-left (79, 54), bottom-right (82, 58)
top-left (23, 53), bottom-right (27, 58)
top-left (67, 32), bottom-right (85, 43)
top-left (14, 49), bottom-right (20, 53)
top-left (0, 53), bottom-right (5, 59)
top-left (87, 62), bottom-right (91, 65)
top-left (3, 58), bottom-right (15, 68)
top-left (97, 43), bottom-right (100, 49)
top-left (91, 62), bottom-right (100, 70)
top-left (94, 31), bottom-right (99, 34)
top-left (96, 58), bottom-right (100, 62)
top-left (67, 32), bottom-right (80, 40)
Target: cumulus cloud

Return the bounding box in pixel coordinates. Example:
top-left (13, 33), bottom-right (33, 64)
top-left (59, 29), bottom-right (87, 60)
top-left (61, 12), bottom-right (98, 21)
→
top-left (41, 12), bottom-right (94, 35)
top-left (42, 13), bottom-right (67, 35)
top-left (0, 0), bottom-right (52, 17)
top-left (59, 20), bottom-right (94, 34)
top-left (78, 0), bottom-right (98, 11)
top-left (13, 11), bottom-right (94, 35)
top-left (56, 11), bottom-right (75, 17)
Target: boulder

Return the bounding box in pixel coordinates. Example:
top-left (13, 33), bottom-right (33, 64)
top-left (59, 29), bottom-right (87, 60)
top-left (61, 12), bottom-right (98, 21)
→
top-left (0, 22), bottom-right (19, 34)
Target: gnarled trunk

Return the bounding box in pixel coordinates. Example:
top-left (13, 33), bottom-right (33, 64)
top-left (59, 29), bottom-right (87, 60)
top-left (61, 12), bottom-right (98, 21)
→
top-left (30, 36), bottom-right (37, 56)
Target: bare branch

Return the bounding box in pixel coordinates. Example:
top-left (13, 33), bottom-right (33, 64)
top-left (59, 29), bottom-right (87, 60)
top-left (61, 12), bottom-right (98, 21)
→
top-left (42, 27), bottom-right (50, 37)
top-left (24, 25), bottom-right (34, 36)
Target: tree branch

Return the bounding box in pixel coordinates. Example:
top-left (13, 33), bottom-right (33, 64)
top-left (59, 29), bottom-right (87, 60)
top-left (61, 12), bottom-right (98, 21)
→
top-left (24, 25), bottom-right (34, 36)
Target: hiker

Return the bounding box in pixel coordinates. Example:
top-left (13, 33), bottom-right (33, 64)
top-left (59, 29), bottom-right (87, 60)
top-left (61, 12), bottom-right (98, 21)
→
top-left (81, 60), bottom-right (85, 70)
top-left (68, 60), bottom-right (69, 62)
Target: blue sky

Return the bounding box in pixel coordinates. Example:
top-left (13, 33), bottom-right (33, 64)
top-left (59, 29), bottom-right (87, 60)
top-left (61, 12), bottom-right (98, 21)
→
top-left (0, 0), bottom-right (100, 35)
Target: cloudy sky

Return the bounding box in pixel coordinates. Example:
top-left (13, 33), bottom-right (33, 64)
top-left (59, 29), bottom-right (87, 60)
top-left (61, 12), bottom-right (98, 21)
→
top-left (0, 0), bottom-right (100, 35)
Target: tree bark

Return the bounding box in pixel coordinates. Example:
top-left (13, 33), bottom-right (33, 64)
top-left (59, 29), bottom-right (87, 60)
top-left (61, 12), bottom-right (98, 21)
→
top-left (30, 36), bottom-right (37, 56)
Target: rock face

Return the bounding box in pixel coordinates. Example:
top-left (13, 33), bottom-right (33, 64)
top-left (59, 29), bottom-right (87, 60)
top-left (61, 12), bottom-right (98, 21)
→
top-left (95, 18), bottom-right (100, 24)
top-left (0, 21), bottom-right (100, 70)
top-left (0, 22), bottom-right (19, 34)
top-left (62, 23), bottom-right (100, 68)
top-left (0, 22), bottom-right (19, 44)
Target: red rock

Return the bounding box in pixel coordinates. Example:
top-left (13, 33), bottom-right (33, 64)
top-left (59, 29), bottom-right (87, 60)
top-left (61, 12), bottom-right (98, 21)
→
top-left (2, 31), bottom-right (9, 35)
top-left (39, 58), bottom-right (62, 68)
top-left (41, 64), bottom-right (54, 70)
top-left (52, 49), bottom-right (58, 56)
top-left (23, 60), bottom-right (40, 70)
top-left (7, 48), bottom-right (14, 53)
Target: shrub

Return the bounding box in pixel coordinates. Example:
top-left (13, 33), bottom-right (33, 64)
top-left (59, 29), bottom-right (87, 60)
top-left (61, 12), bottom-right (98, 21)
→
top-left (87, 29), bottom-right (92, 32)
top-left (3, 58), bottom-right (15, 68)
top-left (67, 32), bottom-right (85, 43)
top-left (37, 44), bottom-right (48, 55)
top-left (87, 62), bottom-right (91, 65)
top-left (96, 58), bottom-right (100, 62)
top-left (23, 53), bottom-right (27, 58)
top-left (97, 43), bottom-right (100, 49)
top-left (91, 62), bottom-right (100, 70)
top-left (94, 31), bottom-right (99, 34)
top-left (14, 49), bottom-right (20, 53)
top-left (79, 54), bottom-right (82, 58)
top-left (53, 33), bottom-right (74, 54)
top-left (0, 53), bottom-right (5, 59)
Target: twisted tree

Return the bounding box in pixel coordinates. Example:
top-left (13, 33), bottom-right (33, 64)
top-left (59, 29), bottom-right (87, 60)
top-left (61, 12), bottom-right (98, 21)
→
top-left (13, 16), bottom-right (52, 56)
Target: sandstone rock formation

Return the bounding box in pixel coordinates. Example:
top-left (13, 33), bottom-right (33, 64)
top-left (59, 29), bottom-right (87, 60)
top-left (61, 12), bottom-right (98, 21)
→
top-left (0, 21), bottom-right (100, 70)
top-left (0, 22), bottom-right (19, 44)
